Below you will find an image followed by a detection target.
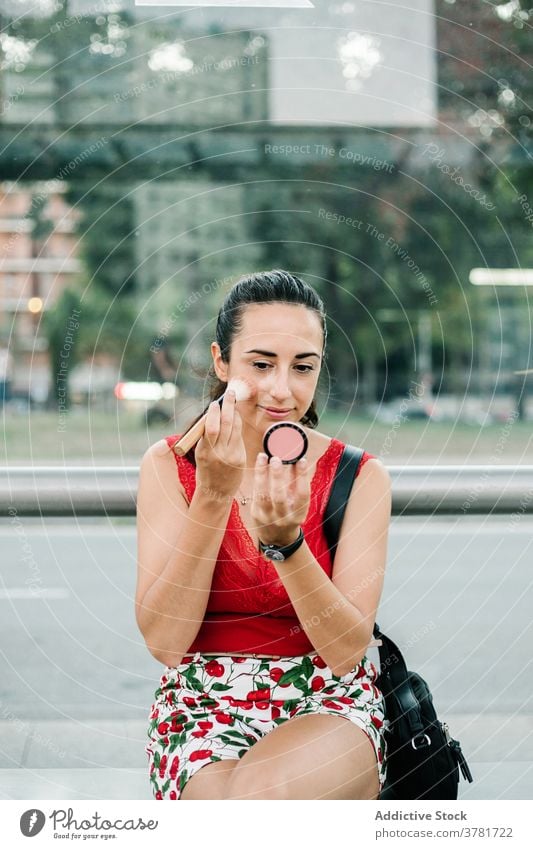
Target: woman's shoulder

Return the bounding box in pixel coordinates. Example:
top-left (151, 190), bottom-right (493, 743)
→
top-left (141, 433), bottom-right (183, 461)
top-left (139, 435), bottom-right (191, 502)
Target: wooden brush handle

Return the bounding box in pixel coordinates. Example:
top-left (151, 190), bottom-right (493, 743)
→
top-left (172, 414), bottom-right (208, 456)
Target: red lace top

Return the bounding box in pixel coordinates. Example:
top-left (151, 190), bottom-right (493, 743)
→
top-left (165, 433), bottom-right (374, 655)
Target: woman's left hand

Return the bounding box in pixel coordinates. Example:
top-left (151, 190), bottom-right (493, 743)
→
top-left (251, 453), bottom-right (312, 547)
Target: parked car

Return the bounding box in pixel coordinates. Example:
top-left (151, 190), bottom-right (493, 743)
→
top-left (114, 381), bottom-right (179, 425)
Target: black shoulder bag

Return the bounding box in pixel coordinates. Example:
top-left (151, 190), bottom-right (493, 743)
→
top-left (322, 444), bottom-right (473, 800)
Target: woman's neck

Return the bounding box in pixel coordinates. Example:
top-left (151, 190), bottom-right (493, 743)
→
top-left (242, 421), bottom-right (266, 471)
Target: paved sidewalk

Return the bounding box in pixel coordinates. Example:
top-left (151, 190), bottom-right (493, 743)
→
top-left (1, 716), bottom-right (531, 800)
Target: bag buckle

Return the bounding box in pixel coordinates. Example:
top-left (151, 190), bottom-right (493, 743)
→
top-left (411, 733), bottom-right (431, 750)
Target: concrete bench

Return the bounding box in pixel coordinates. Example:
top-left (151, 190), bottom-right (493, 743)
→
top-left (1, 717), bottom-right (531, 800)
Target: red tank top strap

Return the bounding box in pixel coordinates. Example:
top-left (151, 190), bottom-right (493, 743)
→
top-left (312, 439), bottom-right (375, 487)
top-left (165, 434), bottom-right (197, 502)
top-left (359, 451), bottom-right (375, 471)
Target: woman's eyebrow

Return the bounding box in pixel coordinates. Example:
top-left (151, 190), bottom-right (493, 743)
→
top-left (243, 348), bottom-right (321, 359)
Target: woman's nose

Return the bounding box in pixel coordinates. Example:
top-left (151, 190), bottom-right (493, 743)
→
top-left (267, 370), bottom-right (291, 399)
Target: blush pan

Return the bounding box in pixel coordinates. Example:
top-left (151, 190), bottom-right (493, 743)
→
top-left (263, 421), bottom-right (308, 464)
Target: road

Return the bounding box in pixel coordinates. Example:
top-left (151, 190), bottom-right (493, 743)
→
top-left (1, 516), bottom-right (532, 799)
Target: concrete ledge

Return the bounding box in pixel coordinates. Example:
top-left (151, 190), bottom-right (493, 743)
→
top-left (458, 762), bottom-right (533, 801)
top-left (0, 768), bottom-right (151, 800)
top-left (0, 764), bottom-right (532, 800)
top-left (0, 720), bottom-right (147, 770)
top-left (1, 716), bottom-right (532, 800)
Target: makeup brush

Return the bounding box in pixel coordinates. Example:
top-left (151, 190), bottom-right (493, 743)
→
top-left (172, 376), bottom-right (255, 456)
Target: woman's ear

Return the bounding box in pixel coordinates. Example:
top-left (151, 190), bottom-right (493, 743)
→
top-left (211, 341), bottom-right (228, 383)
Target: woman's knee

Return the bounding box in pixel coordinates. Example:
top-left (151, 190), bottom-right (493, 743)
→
top-left (225, 758), bottom-right (378, 800)
top-left (180, 759), bottom-right (239, 800)
top-left (360, 765), bottom-right (380, 800)
top-left (225, 762), bottom-right (291, 800)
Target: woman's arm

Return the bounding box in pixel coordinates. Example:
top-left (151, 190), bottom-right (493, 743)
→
top-left (135, 440), bottom-right (233, 666)
top-left (254, 456), bottom-right (391, 675)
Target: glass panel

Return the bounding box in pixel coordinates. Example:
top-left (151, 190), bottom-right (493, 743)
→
top-left (0, 0), bottom-right (531, 459)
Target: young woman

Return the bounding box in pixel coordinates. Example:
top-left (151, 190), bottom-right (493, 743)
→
top-left (136, 270), bottom-right (391, 800)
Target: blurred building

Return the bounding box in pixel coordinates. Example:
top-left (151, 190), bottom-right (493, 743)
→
top-left (0, 182), bottom-right (82, 401)
top-left (1, 24), bottom-right (269, 395)
top-left (134, 178), bottom-right (262, 359)
top-left (0, 1), bottom-right (530, 410)
top-left (1, 26), bottom-right (268, 127)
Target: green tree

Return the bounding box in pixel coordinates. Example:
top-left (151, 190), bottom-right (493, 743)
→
top-left (74, 283), bottom-right (153, 379)
top-left (65, 183), bottom-right (137, 298)
top-left (43, 287), bottom-right (82, 411)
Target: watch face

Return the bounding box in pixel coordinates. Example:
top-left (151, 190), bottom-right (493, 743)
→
top-left (267, 549), bottom-right (285, 561)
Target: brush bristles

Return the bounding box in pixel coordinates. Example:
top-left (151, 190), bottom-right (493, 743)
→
top-left (227, 377), bottom-right (254, 402)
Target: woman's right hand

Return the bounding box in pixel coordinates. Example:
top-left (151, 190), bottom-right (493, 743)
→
top-left (194, 389), bottom-right (247, 501)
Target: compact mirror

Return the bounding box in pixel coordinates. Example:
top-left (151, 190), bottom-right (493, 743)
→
top-left (262, 421), bottom-right (308, 464)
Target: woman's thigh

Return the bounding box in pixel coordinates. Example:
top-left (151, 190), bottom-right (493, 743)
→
top-left (145, 652), bottom-right (386, 799)
top-left (180, 759), bottom-right (240, 800)
top-left (225, 713), bottom-right (380, 800)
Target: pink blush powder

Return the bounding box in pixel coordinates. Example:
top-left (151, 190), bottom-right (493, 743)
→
top-left (265, 425), bottom-right (306, 462)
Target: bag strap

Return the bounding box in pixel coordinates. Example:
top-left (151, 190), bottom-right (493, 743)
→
top-left (323, 444), bottom-right (379, 641)
top-left (322, 444), bottom-right (426, 738)
top-left (322, 443), bottom-right (365, 564)
top-left (373, 625), bottom-right (426, 738)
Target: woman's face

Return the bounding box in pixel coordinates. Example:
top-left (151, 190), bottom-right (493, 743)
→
top-left (212, 302), bottom-right (323, 427)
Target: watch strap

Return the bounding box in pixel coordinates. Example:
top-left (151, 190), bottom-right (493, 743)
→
top-left (258, 527), bottom-right (305, 560)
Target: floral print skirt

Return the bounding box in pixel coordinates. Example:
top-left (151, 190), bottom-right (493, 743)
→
top-left (145, 651), bottom-right (388, 800)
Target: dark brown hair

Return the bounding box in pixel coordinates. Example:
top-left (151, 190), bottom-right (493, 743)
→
top-left (181, 269), bottom-right (327, 464)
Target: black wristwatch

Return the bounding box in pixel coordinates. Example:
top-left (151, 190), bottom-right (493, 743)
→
top-left (258, 528), bottom-right (305, 561)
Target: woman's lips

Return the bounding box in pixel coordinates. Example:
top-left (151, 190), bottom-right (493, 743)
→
top-left (260, 406), bottom-right (295, 418)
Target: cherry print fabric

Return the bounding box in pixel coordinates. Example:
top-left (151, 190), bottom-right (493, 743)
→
top-left (146, 651), bottom-right (388, 799)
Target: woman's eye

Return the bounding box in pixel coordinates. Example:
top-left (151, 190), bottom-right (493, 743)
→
top-left (251, 362), bottom-right (314, 373)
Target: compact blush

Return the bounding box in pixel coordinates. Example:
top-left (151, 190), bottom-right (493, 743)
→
top-left (262, 421), bottom-right (308, 464)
